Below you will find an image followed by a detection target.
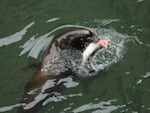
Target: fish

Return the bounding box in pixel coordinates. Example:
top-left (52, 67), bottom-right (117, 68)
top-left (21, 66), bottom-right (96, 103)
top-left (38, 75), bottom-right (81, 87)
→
top-left (81, 39), bottom-right (109, 66)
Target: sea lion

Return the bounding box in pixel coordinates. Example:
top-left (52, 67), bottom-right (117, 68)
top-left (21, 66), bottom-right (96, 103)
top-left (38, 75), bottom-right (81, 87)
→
top-left (17, 28), bottom-right (109, 113)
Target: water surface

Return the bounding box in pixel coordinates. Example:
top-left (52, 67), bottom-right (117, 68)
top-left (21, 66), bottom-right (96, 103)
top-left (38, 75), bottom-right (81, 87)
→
top-left (0, 0), bottom-right (150, 113)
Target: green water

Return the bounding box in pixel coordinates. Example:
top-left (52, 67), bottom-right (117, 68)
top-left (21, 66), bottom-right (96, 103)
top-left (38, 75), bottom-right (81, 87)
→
top-left (0, 0), bottom-right (150, 113)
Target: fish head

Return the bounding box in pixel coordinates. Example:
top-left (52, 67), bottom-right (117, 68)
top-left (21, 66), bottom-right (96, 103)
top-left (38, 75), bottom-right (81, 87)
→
top-left (97, 39), bottom-right (110, 48)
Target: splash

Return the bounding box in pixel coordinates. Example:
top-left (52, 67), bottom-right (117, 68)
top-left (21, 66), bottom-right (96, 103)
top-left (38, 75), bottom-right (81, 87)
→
top-left (59, 27), bottom-right (128, 76)
top-left (19, 21), bottom-right (128, 77)
top-left (86, 28), bottom-right (128, 76)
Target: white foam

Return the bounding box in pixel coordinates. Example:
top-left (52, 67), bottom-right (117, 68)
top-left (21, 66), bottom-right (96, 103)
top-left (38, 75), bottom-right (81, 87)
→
top-left (23, 93), bottom-right (48, 110)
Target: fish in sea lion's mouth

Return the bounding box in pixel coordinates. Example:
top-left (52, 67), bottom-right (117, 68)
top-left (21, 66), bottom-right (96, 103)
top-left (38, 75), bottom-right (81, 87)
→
top-left (81, 39), bottom-right (109, 66)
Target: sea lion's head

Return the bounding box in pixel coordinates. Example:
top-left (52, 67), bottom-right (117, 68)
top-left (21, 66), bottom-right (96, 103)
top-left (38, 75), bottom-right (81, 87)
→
top-left (42, 28), bottom-right (109, 76)
top-left (56, 28), bottom-right (109, 51)
top-left (56, 28), bottom-right (99, 51)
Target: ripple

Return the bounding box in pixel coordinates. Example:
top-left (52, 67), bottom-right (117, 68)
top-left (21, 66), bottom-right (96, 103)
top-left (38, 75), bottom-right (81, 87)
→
top-left (136, 72), bottom-right (150, 85)
top-left (0, 103), bottom-right (25, 112)
top-left (21, 76), bottom-right (80, 110)
top-left (72, 99), bottom-right (125, 113)
top-left (93, 18), bottom-right (119, 26)
top-left (137, 0), bottom-right (143, 3)
top-left (46, 17), bottom-right (60, 23)
top-left (43, 93), bottom-right (82, 106)
top-left (19, 33), bottom-right (53, 58)
top-left (133, 36), bottom-right (150, 47)
top-left (0, 22), bottom-right (34, 48)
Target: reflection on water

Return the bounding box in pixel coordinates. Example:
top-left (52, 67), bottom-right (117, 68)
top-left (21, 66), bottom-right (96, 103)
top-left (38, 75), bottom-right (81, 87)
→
top-left (72, 99), bottom-right (125, 113)
top-left (0, 22), bottom-right (34, 47)
top-left (46, 18), bottom-right (60, 23)
top-left (0, 1), bottom-right (150, 112)
top-left (19, 34), bottom-right (53, 58)
top-left (136, 72), bottom-right (150, 85)
top-left (17, 73), bottom-right (80, 113)
top-left (0, 104), bottom-right (24, 112)
top-left (43, 93), bottom-right (82, 106)
top-left (133, 36), bottom-right (150, 47)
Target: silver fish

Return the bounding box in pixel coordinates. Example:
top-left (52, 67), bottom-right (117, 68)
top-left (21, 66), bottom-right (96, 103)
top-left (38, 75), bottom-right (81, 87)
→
top-left (81, 42), bottom-right (100, 66)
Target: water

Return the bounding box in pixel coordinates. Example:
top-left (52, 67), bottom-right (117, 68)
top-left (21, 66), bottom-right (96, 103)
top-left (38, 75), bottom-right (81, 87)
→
top-left (0, 0), bottom-right (150, 113)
